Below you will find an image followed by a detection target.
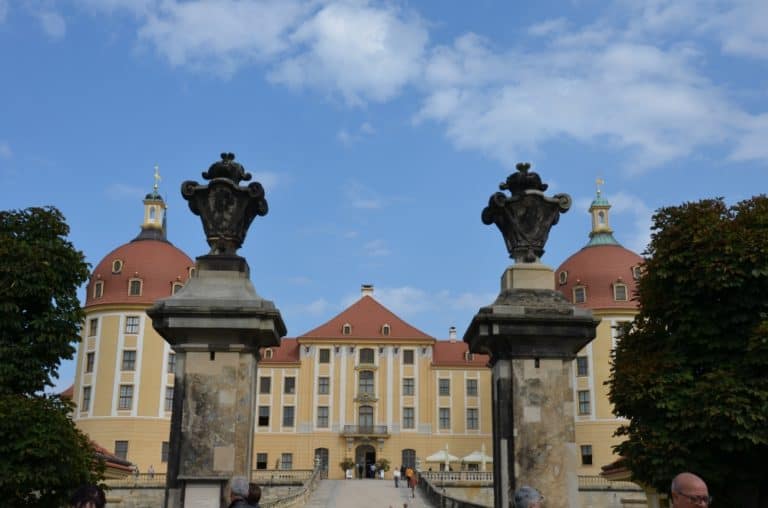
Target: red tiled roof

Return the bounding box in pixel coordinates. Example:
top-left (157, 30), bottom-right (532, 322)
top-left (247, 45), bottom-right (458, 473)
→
top-left (555, 244), bottom-right (643, 310)
top-left (60, 384), bottom-right (74, 400)
top-left (261, 338), bottom-right (300, 363)
top-left (91, 441), bottom-right (134, 474)
top-left (300, 295), bottom-right (433, 341)
top-left (86, 239), bottom-right (193, 308)
top-left (433, 340), bottom-right (489, 367)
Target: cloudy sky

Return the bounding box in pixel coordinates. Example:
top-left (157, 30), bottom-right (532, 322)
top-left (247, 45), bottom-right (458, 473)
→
top-left (1, 0), bottom-right (766, 391)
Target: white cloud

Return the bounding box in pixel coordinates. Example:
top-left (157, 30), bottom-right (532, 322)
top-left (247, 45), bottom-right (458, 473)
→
top-left (730, 113), bottom-right (768, 161)
top-left (527, 17), bottom-right (568, 37)
top-left (137, 0), bottom-right (308, 74)
top-left (417, 27), bottom-right (746, 172)
top-left (290, 298), bottom-right (333, 316)
top-left (353, 286), bottom-right (496, 317)
top-left (604, 191), bottom-right (652, 254)
top-left (0, 141), bottom-right (11, 159)
top-left (363, 239), bottom-right (389, 257)
top-left (106, 183), bottom-right (145, 200)
top-left (268, 1), bottom-right (428, 105)
top-left (37, 9), bottom-right (66, 38)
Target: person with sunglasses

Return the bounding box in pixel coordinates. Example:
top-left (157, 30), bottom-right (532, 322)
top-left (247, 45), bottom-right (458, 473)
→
top-left (671, 472), bottom-right (712, 507)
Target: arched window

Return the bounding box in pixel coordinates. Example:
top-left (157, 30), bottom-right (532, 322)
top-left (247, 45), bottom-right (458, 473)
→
top-left (342, 323), bottom-right (352, 335)
top-left (382, 324), bottom-right (390, 336)
top-left (112, 259), bottom-right (123, 274)
top-left (149, 207), bottom-right (156, 220)
top-left (558, 271), bottom-right (568, 285)
top-left (358, 405), bottom-right (374, 431)
top-left (358, 371), bottom-right (374, 395)
top-left (598, 211), bottom-right (605, 224)
top-left (573, 286), bottom-right (586, 304)
top-left (93, 281), bottom-right (104, 299)
top-left (359, 348), bottom-right (375, 364)
top-left (314, 448), bottom-right (329, 476)
top-left (172, 282), bottom-right (183, 295)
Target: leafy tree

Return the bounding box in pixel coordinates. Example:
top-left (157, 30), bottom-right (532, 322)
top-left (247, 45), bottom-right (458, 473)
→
top-left (608, 197), bottom-right (768, 507)
top-left (0, 207), bottom-right (102, 506)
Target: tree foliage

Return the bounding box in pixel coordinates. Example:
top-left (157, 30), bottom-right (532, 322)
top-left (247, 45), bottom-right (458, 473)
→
top-left (0, 207), bottom-right (102, 506)
top-left (0, 207), bottom-right (90, 394)
top-left (608, 197), bottom-right (768, 507)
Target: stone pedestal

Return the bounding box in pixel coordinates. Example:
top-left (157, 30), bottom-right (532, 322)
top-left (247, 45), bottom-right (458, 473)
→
top-left (464, 263), bottom-right (598, 508)
top-left (148, 256), bottom-right (286, 508)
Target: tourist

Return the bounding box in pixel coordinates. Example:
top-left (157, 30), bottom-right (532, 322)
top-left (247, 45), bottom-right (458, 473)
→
top-left (393, 466), bottom-right (401, 487)
top-left (670, 472), bottom-right (711, 507)
top-left (513, 486), bottom-right (543, 508)
top-left (227, 476), bottom-right (257, 508)
top-left (247, 482), bottom-right (262, 507)
top-left (406, 467), bottom-right (417, 498)
top-left (70, 484), bottom-right (106, 508)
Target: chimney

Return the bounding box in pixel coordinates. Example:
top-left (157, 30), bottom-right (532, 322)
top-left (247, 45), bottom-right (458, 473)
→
top-left (361, 284), bottom-right (374, 297)
top-left (449, 326), bottom-right (457, 342)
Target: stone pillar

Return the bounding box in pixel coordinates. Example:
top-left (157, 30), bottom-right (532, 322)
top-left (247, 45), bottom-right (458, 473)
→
top-left (465, 164), bottom-right (598, 508)
top-left (465, 264), bottom-right (596, 508)
top-left (147, 154), bottom-right (286, 508)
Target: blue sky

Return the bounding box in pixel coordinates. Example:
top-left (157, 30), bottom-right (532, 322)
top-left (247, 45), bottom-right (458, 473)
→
top-left (1, 0), bottom-right (766, 392)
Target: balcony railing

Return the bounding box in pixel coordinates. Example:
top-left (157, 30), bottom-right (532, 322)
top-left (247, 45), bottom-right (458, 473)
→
top-left (341, 424), bottom-right (389, 437)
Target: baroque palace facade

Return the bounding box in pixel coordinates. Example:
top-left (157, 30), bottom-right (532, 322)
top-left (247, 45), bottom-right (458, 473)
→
top-left (71, 181), bottom-right (640, 479)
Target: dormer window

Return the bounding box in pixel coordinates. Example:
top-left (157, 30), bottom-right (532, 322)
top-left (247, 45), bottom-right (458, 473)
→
top-left (342, 323), bottom-right (352, 335)
top-left (573, 286), bottom-right (586, 304)
top-left (558, 271), bottom-right (568, 285)
top-left (613, 283), bottom-right (628, 301)
top-left (632, 265), bottom-right (642, 280)
top-left (382, 324), bottom-right (390, 336)
top-left (263, 349), bottom-right (273, 360)
top-left (188, 266), bottom-right (197, 278)
top-left (128, 278), bottom-right (143, 296)
top-left (112, 259), bottom-right (123, 274)
top-left (93, 281), bottom-right (104, 299)
top-left (172, 282), bottom-right (183, 295)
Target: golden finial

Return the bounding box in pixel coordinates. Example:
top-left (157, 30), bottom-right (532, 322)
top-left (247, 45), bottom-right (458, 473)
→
top-left (153, 165), bottom-right (161, 196)
top-left (596, 177), bottom-right (605, 197)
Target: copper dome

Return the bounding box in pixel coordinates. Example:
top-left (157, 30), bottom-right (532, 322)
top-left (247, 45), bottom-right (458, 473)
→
top-left (555, 244), bottom-right (642, 310)
top-left (86, 239), bottom-right (193, 308)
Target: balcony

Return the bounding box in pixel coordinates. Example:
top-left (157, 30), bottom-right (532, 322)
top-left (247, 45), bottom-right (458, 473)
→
top-left (341, 425), bottom-right (389, 438)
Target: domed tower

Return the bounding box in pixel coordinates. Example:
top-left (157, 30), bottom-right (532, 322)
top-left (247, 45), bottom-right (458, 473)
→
top-left (555, 182), bottom-right (643, 475)
top-left (72, 170), bottom-right (193, 473)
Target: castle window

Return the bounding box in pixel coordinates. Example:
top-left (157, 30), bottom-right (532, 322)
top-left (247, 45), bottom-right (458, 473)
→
top-left (342, 323), bottom-right (352, 335)
top-left (88, 318), bottom-right (98, 336)
top-left (318, 376), bottom-right (330, 394)
top-left (466, 408), bottom-right (479, 430)
top-left (165, 386), bottom-right (174, 411)
top-left (282, 406), bottom-right (295, 427)
top-left (319, 348), bottom-right (330, 363)
top-left (125, 315), bottom-right (140, 334)
top-left (577, 356), bottom-right (589, 377)
top-left (466, 379), bottom-right (478, 397)
top-left (263, 349), bottom-right (273, 360)
top-left (580, 445), bottom-right (593, 465)
top-left (439, 408), bottom-right (451, 429)
top-left (317, 406), bottom-right (329, 428)
top-left (558, 271), bottom-right (568, 285)
top-left (382, 323), bottom-right (390, 336)
top-left (172, 282), bottom-right (183, 295)
top-left (81, 386), bottom-right (91, 411)
top-left (403, 377), bottom-right (414, 396)
top-left (188, 266), bottom-right (196, 278)
top-left (280, 453), bottom-right (293, 470)
top-left (112, 259), bottom-right (123, 274)
top-left (85, 352), bottom-right (95, 373)
top-left (258, 406), bottom-right (270, 426)
top-left (149, 206), bottom-right (156, 220)
top-left (114, 440), bottom-right (129, 460)
top-left (93, 281), bottom-right (103, 299)
top-left (402, 407), bottom-right (415, 429)
top-left (284, 376), bottom-right (296, 394)
top-left (573, 286), bottom-right (586, 304)
top-left (128, 279), bottom-right (142, 296)
top-left (403, 349), bottom-right (414, 365)
top-left (162, 442), bottom-right (169, 463)
top-left (358, 370), bottom-right (374, 395)
top-left (259, 376), bottom-right (271, 394)
top-left (256, 453), bottom-right (268, 470)
top-left (118, 385), bottom-right (133, 410)
top-left (598, 211), bottom-right (605, 224)
top-left (121, 350), bottom-right (136, 371)
top-left (439, 378), bottom-right (450, 396)
top-left (359, 348), bottom-right (374, 364)
top-left (578, 390), bottom-right (591, 415)
top-left (632, 265), bottom-right (642, 280)
top-left (613, 283), bottom-right (628, 301)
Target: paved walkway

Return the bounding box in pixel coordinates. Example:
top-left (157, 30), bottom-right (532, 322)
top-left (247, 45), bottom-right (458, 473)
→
top-left (303, 479), bottom-right (432, 508)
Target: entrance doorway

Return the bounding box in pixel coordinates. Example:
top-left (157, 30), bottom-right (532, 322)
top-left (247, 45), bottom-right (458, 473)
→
top-left (355, 444), bottom-right (376, 478)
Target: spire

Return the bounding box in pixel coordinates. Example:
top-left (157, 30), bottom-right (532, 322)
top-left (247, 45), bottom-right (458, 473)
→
top-left (133, 165), bottom-right (168, 242)
top-left (586, 178), bottom-right (620, 247)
